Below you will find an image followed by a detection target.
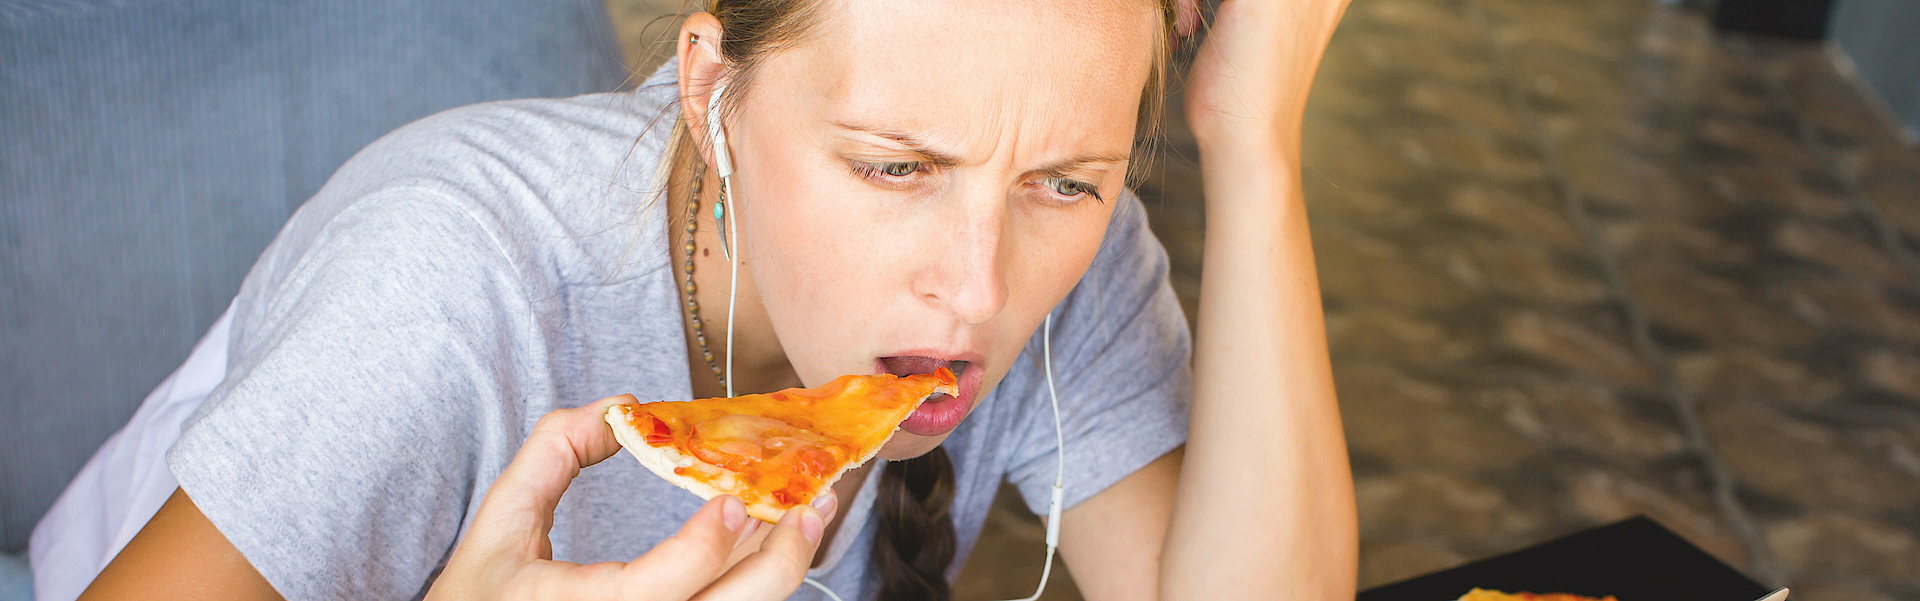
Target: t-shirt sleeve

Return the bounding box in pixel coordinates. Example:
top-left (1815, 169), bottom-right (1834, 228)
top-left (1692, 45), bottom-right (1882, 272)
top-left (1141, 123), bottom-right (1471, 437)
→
top-left (167, 191), bottom-right (534, 600)
top-left (1006, 192), bottom-right (1193, 516)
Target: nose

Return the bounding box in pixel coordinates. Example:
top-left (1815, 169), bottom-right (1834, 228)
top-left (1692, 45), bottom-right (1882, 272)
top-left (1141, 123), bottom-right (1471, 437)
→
top-left (911, 188), bottom-right (1011, 327)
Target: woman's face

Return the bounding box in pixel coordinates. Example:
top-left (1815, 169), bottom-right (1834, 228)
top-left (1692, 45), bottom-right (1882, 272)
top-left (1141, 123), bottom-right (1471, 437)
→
top-left (703, 0), bottom-right (1157, 460)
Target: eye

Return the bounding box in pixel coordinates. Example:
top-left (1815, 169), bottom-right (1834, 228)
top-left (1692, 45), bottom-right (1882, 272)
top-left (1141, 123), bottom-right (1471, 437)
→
top-left (1041, 177), bottom-right (1104, 202)
top-left (851, 161), bottom-right (927, 182)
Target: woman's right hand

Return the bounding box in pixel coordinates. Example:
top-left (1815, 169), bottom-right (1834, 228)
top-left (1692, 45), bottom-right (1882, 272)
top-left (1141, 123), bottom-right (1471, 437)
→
top-left (425, 395), bottom-right (837, 601)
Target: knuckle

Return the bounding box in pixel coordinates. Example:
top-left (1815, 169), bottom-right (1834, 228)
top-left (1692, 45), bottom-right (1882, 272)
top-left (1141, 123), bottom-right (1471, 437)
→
top-left (658, 530), bottom-right (732, 573)
top-left (762, 534), bottom-right (815, 581)
top-left (769, 554), bottom-right (809, 588)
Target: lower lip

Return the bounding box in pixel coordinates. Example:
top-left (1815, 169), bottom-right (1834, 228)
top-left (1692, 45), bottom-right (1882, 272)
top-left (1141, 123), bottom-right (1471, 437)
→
top-left (894, 364), bottom-right (982, 437)
top-left (899, 393), bottom-right (969, 436)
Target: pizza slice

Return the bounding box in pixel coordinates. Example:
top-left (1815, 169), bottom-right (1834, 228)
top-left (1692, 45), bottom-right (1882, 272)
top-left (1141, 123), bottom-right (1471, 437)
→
top-left (606, 368), bottom-right (958, 522)
top-left (1457, 589), bottom-right (1620, 601)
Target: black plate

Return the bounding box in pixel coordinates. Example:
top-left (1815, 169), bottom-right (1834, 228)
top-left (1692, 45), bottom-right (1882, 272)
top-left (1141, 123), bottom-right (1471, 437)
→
top-left (1358, 516), bottom-right (1769, 601)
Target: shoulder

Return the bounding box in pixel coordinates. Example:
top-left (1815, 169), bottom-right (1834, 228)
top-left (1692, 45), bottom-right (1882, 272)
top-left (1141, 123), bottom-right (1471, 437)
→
top-left (346, 59), bottom-right (685, 200)
top-left (316, 87), bottom-right (678, 241)
top-left (249, 77), bottom-right (685, 300)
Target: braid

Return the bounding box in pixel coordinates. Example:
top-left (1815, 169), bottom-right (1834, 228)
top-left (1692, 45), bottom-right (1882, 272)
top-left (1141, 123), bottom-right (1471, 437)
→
top-left (872, 447), bottom-right (958, 601)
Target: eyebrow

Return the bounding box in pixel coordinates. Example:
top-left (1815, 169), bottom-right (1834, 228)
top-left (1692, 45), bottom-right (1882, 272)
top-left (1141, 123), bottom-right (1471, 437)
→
top-left (831, 120), bottom-right (1130, 175)
top-left (1033, 152), bottom-right (1132, 177)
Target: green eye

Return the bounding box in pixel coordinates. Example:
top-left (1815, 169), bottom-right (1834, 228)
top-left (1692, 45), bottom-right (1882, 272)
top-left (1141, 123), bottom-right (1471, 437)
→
top-left (1045, 177), bottom-right (1098, 199)
top-left (881, 162), bottom-right (919, 177)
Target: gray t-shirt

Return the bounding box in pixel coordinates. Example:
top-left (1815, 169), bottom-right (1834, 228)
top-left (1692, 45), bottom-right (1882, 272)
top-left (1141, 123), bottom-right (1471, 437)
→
top-left (167, 59), bottom-right (1191, 601)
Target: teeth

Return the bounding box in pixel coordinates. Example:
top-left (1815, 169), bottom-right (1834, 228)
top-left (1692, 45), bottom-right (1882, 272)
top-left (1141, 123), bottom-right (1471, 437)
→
top-left (949, 361), bottom-right (969, 377)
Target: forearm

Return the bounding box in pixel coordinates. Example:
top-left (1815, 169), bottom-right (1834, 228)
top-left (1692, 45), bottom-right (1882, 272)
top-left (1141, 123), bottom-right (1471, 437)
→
top-left (1159, 138), bottom-right (1358, 599)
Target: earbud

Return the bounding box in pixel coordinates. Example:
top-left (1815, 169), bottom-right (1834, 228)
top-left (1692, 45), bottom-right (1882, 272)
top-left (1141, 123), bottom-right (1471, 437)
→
top-left (706, 82), bottom-right (734, 178)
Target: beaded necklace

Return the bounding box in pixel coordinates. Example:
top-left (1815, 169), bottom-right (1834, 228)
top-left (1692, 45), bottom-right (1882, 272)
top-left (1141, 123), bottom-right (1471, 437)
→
top-left (681, 156), bottom-right (728, 391)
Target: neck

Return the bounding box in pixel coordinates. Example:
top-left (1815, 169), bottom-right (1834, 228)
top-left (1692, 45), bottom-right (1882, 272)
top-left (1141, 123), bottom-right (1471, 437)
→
top-left (667, 133), bottom-right (802, 399)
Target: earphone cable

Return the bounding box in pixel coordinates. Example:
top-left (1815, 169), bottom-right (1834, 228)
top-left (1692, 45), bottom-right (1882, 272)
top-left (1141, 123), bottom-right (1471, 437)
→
top-left (1002, 311), bottom-right (1065, 601)
top-left (723, 174), bottom-right (738, 399)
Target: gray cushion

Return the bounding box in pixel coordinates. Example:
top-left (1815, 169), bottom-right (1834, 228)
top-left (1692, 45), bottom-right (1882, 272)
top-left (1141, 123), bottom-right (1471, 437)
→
top-left (0, 0), bottom-right (627, 552)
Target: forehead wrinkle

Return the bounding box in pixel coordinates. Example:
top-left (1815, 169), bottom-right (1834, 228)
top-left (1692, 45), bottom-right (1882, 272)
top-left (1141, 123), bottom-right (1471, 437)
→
top-left (830, 120), bottom-right (964, 167)
top-left (1034, 152), bottom-right (1132, 176)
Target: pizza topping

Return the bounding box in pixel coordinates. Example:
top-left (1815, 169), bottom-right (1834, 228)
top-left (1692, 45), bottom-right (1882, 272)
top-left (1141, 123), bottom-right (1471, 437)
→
top-left (643, 416), bottom-right (673, 446)
top-left (610, 368), bottom-right (957, 519)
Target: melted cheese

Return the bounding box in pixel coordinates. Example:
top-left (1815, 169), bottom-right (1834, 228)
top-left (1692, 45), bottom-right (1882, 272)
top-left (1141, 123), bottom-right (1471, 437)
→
top-left (617, 369), bottom-right (956, 509)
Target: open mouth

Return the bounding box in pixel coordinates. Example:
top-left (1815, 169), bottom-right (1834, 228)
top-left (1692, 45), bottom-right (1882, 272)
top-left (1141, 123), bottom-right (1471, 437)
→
top-left (880, 356), bottom-right (969, 381)
top-left (879, 356), bottom-right (979, 437)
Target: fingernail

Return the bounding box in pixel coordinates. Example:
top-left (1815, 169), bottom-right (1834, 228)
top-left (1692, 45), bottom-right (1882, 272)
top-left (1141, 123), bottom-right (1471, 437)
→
top-left (810, 491), bottom-right (840, 522)
top-left (799, 508), bottom-right (825, 545)
top-left (720, 496), bottom-right (749, 533)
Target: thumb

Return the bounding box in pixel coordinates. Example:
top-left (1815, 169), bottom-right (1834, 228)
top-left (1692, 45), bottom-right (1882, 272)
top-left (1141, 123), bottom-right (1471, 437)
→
top-left (460, 395), bottom-right (636, 557)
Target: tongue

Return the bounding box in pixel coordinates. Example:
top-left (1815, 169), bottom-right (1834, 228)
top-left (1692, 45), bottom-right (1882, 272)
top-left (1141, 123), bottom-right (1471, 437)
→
top-left (882, 356), bottom-right (950, 377)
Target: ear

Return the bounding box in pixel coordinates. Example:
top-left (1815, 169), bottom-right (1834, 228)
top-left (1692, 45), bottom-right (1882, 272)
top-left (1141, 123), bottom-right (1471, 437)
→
top-left (677, 12), bottom-right (729, 167)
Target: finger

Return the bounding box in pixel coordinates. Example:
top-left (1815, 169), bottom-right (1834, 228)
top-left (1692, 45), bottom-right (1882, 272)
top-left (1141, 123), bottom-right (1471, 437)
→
top-left (505, 495), bottom-right (752, 601)
top-left (689, 505), bottom-right (827, 601)
top-left (612, 495), bottom-right (757, 600)
top-left (503, 560), bottom-right (626, 601)
top-left (720, 491), bottom-right (833, 572)
top-left (465, 395), bottom-right (640, 550)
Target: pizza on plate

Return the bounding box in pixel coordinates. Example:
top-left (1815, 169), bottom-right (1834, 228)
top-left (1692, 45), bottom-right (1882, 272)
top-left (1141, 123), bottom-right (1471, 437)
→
top-left (1457, 589), bottom-right (1620, 601)
top-left (606, 368), bottom-right (957, 522)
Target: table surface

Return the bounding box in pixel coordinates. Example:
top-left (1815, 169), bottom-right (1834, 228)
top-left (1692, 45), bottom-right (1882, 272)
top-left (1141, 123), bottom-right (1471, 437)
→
top-left (1357, 516), bottom-right (1770, 601)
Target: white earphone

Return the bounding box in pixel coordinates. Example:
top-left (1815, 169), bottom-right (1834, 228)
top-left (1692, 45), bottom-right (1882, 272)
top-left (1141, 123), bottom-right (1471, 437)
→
top-left (699, 52), bottom-right (1064, 601)
top-left (706, 81), bottom-right (735, 182)
top-left (707, 79), bottom-right (743, 401)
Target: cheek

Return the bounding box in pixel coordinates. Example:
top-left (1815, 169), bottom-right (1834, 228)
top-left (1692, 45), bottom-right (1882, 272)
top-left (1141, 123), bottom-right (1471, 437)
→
top-left (1008, 206), bottom-right (1113, 313)
top-left (728, 125), bottom-right (905, 380)
top-left (730, 121), bottom-right (900, 298)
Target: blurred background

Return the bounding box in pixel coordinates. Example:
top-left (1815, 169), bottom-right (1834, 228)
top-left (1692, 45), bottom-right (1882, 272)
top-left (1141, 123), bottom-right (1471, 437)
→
top-left (6, 0), bottom-right (1920, 599)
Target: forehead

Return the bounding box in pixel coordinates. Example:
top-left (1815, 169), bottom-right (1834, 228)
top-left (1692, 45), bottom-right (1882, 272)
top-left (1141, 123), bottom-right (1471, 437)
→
top-left (754, 0), bottom-right (1159, 157)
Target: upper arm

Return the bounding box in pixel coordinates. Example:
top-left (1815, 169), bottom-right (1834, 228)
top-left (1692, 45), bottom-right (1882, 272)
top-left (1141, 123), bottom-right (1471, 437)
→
top-left (1057, 446), bottom-right (1182, 601)
top-left (82, 488), bottom-right (284, 601)
top-left (162, 194), bottom-right (533, 598)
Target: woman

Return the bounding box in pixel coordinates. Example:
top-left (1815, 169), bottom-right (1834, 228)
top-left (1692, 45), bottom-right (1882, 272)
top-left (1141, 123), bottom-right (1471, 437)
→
top-left (68, 0), bottom-right (1355, 599)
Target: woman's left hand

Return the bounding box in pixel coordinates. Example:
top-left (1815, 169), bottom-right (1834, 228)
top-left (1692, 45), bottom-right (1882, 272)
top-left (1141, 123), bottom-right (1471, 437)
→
top-left (1181, 0), bottom-right (1352, 155)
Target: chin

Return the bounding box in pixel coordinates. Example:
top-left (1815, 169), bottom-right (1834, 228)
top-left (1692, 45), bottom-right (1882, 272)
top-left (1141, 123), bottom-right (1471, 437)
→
top-left (876, 432), bottom-right (949, 462)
